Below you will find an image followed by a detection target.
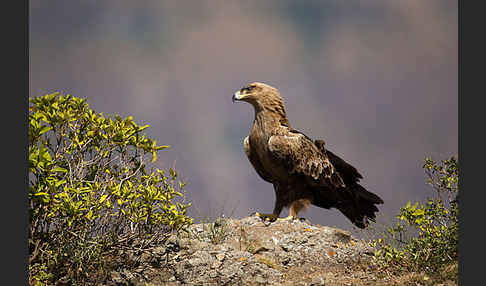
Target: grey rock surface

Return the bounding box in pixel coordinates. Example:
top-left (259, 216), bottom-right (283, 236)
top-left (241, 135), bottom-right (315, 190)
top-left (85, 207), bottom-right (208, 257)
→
top-left (107, 214), bottom-right (379, 285)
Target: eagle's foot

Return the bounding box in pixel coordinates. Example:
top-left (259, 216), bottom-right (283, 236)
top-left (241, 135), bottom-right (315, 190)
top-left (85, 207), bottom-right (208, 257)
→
top-left (277, 215), bottom-right (308, 223)
top-left (255, 212), bottom-right (279, 222)
top-left (277, 215), bottom-right (297, 222)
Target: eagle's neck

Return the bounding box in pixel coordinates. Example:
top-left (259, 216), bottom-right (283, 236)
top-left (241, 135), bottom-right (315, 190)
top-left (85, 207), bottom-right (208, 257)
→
top-left (252, 106), bottom-right (290, 137)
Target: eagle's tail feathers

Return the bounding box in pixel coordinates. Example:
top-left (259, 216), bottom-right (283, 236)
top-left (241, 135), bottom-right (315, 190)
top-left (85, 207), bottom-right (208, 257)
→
top-left (313, 183), bottom-right (383, 229)
top-left (354, 184), bottom-right (384, 205)
top-left (338, 184), bottom-right (383, 229)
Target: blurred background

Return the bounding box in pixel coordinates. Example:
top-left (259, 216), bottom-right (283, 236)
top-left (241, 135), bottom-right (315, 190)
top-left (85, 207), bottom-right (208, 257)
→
top-left (30, 0), bottom-right (457, 234)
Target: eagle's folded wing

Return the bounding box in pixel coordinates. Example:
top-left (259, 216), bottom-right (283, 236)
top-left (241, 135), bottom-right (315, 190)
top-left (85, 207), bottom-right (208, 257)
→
top-left (314, 140), bottom-right (363, 185)
top-left (268, 133), bottom-right (345, 188)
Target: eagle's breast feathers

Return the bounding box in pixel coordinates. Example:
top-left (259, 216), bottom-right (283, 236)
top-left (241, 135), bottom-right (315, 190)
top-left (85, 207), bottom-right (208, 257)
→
top-left (244, 136), bottom-right (273, 183)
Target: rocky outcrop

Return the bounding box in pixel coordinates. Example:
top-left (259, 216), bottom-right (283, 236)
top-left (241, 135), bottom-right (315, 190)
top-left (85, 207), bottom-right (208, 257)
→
top-left (107, 215), bottom-right (382, 286)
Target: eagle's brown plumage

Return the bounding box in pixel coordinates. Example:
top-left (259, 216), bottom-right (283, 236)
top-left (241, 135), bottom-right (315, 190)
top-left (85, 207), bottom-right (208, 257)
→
top-left (233, 82), bottom-right (383, 228)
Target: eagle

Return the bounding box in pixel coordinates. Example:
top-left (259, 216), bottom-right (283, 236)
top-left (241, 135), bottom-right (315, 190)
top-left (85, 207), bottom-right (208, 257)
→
top-left (232, 82), bottom-right (383, 228)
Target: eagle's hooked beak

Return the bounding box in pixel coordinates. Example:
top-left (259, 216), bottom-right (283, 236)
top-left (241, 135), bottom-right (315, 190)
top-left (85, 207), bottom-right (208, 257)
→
top-left (232, 90), bottom-right (242, 103)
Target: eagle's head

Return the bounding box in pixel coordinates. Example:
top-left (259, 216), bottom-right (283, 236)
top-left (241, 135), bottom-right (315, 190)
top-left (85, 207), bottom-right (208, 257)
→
top-left (232, 82), bottom-right (289, 126)
top-left (232, 82), bottom-right (282, 108)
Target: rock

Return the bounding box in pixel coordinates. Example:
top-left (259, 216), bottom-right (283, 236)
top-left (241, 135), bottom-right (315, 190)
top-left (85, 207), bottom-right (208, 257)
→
top-left (254, 275), bottom-right (267, 284)
top-left (215, 252), bottom-right (225, 261)
top-left (140, 251), bottom-right (151, 263)
top-left (252, 238), bottom-right (275, 254)
top-left (280, 242), bottom-right (293, 252)
top-left (187, 257), bottom-right (203, 267)
top-left (110, 271), bottom-right (123, 283)
top-left (211, 260), bottom-right (222, 269)
top-left (153, 245), bottom-right (166, 256)
top-left (105, 215), bottom-right (385, 285)
top-left (166, 234), bottom-right (181, 251)
top-left (121, 269), bottom-right (135, 280)
top-left (310, 275), bottom-right (326, 286)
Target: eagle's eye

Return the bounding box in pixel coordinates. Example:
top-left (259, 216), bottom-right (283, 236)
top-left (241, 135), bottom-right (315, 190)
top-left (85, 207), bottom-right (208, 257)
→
top-left (246, 86), bottom-right (256, 92)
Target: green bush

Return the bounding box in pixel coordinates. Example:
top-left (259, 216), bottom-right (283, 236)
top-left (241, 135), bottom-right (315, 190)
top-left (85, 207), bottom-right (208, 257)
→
top-left (373, 156), bottom-right (458, 276)
top-left (28, 93), bottom-right (193, 285)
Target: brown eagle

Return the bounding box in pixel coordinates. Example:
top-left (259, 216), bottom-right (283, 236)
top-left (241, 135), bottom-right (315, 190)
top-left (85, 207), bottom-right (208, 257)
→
top-left (232, 82), bottom-right (383, 228)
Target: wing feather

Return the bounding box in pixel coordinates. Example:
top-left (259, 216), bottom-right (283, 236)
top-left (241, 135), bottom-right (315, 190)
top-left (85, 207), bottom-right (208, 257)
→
top-left (314, 139), bottom-right (363, 185)
top-left (267, 132), bottom-right (344, 188)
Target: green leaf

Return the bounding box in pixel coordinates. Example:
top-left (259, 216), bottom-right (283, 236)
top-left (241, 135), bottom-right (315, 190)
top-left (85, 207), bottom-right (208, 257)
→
top-left (55, 179), bottom-right (66, 188)
top-left (86, 210), bottom-right (93, 220)
top-left (34, 192), bottom-right (49, 197)
top-left (38, 125), bottom-right (52, 135)
top-left (40, 148), bottom-right (53, 163)
top-left (51, 167), bottom-right (68, 173)
top-left (138, 124), bottom-right (149, 132)
top-left (33, 192), bottom-right (50, 203)
top-left (155, 145), bottom-right (170, 150)
top-left (99, 194), bottom-right (108, 204)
